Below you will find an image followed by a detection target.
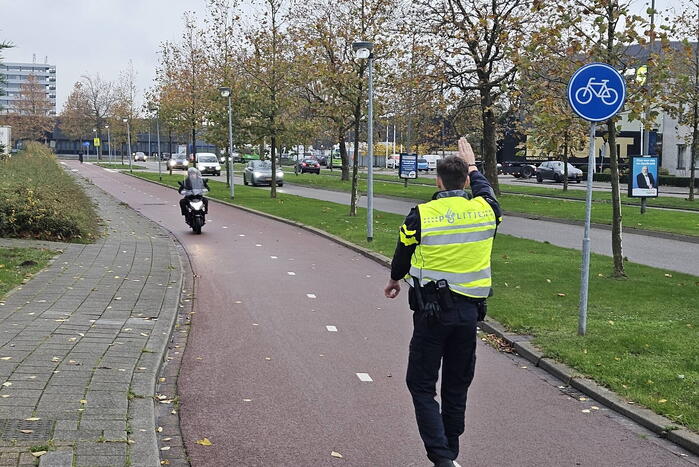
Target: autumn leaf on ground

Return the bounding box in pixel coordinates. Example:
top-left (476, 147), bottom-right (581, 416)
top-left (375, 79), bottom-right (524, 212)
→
top-left (196, 438), bottom-right (213, 446)
top-left (331, 451), bottom-right (343, 458)
top-left (31, 451), bottom-right (46, 458)
top-left (19, 429), bottom-right (33, 434)
top-left (557, 293), bottom-right (566, 297)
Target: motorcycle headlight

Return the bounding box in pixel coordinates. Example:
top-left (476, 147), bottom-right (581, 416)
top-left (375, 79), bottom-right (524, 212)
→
top-left (189, 200), bottom-right (204, 210)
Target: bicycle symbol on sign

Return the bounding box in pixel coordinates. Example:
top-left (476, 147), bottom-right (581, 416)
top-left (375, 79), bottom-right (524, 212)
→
top-left (574, 78), bottom-right (619, 106)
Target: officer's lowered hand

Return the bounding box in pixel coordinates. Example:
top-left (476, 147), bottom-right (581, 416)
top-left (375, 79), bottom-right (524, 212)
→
top-left (384, 279), bottom-right (401, 299)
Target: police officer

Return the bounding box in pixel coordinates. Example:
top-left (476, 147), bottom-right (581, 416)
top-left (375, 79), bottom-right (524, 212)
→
top-left (384, 137), bottom-right (502, 467)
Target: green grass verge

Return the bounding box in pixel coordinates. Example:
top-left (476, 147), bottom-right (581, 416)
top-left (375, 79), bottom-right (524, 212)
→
top-left (94, 163), bottom-right (146, 170)
top-left (131, 170), bottom-right (699, 432)
top-left (281, 168), bottom-right (699, 211)
top-left (0, 143), bottom-right (100, 243)
top-left (0, 247), bottom-right (56, 298)
top-left (278, 172), bottom-right (699, 237)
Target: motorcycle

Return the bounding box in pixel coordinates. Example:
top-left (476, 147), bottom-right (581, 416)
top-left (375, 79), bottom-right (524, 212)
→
top-left (178, 181), bottom-right (207, 234)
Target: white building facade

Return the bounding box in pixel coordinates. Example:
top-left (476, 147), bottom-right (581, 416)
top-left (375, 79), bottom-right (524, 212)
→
top-left (0, 61), bottom-right (57, 115)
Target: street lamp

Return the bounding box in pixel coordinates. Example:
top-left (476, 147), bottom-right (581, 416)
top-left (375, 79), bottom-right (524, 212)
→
top-left (105, 125), bottom-right (111, 162)
top-left (149, 105), bottom-right (162, 181)
top-left (219, 86), bottom-right (234, 199)
top-left (92, 128), bottom-right (97, 160)
top-left (123, 118), bottom-right (132, 173)
top-left (353, 40), bottom-right (374, 242)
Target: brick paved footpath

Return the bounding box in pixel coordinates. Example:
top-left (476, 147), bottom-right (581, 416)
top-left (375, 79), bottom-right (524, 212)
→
top-left (0, 175), bottom-right (184, 467)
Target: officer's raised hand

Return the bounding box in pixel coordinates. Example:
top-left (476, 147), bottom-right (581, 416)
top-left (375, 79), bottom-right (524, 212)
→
top-left (384, 279), bottom-right (401, 298)
top-left (458, 137), bottom-right (478, 173)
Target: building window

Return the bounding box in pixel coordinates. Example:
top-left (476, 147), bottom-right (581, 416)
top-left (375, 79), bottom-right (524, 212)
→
top-left (677, 144), bottom-right (686, 170)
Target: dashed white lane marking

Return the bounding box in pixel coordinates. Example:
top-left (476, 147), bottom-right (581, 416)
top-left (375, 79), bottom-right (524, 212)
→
top-left (306, 294), bottom-right (316, 299)
top-left (239, 234), bottom-right (245, 237)
top-left (287, 272), bottom-right (296, 276)
top-left (326, 325), bottom-right (338, 332)
top-left (222, 226), bottom-right (228, 229)
top-left (356, 373), bottom-right (373, 382)
top-left (270, 256), bottom-right (278, 259)
top-left (255, 244), bottom-right (262, 247)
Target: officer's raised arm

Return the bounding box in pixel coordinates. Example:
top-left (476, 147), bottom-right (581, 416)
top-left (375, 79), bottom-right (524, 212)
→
top-left (458, 137), bottom-right (502, 226)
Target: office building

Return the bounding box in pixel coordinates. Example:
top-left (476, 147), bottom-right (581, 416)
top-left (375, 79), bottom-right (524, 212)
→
top-left (0, 61), bottom-right (56, 115)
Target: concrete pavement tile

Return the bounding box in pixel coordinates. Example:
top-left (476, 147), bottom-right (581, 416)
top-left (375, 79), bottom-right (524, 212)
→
top-left (37, 450), bottom-right (73, 467)
top-left (74, 455), bottom-right (126, 467)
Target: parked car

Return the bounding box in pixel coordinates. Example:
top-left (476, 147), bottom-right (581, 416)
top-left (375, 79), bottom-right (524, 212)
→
top-left (168, 154), bottom-right (189, 170)
top-left (296, 158), bottom-right (321, 174)
top-left (243, 160), bottom-right (284, 186)
top-left (327, 152), bottom-right (343, 168)
top-left (196, 152), bottom-right (222, 176)
top-left (417, 157), bottom-right (429, 172)
top-left (316, 155), bottom-right (328, 166)
top-left (422, 154), bottom-right (442, 171)
top-left (536, 161), bottom-right (583, 183)
top-left (161, 152), bottom-right (171, 161)
top-left (386, 154), bottom-right (401, 169)
top-left (134, 151), bottom-right (147, 162)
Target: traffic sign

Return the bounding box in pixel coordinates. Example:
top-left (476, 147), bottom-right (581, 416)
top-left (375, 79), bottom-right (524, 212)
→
top-left (82, 141), bottom-right (90, 147)
top-left (567, 63), bottom-right (626, 122)
top-left (94, 137), bottom-right (101, 147)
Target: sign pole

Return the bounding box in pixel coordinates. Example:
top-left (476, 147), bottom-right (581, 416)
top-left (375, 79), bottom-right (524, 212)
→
top-left (578, 122), bottom-right (596, 336)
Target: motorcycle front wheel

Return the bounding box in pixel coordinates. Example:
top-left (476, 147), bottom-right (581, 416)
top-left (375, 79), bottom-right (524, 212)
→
top-left (192, 216), bottom-right (203, 234)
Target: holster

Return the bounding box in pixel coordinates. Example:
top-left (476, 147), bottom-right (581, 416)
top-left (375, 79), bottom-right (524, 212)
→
top-left (412, 278), bottom-right (457, 326)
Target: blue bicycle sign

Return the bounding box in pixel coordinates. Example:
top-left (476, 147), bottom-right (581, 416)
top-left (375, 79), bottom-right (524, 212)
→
top-left (568, 63), bottom-right (626, 122)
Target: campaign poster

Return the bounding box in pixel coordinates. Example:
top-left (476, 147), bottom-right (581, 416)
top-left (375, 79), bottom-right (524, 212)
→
top-left (399, 153), bottom-right (418, 179)
top-left (628, 156), bottom-right (659, 198)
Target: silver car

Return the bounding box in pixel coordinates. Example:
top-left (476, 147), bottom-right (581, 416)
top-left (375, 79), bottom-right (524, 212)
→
top-left (243, 160), bottom-right (284, 187)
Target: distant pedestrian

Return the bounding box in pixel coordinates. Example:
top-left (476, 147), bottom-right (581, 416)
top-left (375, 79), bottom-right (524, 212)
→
top-left (384, 137), bottom-right (502, 467)
top-left (78, 151), bottom-right (84, 164)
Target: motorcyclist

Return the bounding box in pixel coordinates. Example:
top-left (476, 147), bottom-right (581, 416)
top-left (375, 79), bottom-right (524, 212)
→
top-left (179, 167), bottom-right (209, 216)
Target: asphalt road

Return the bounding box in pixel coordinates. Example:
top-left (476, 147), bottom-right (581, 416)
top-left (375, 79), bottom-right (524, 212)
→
top-left (66, 161), bottom-right (699, 466)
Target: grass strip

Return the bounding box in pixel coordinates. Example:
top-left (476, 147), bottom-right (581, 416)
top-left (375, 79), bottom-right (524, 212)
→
top-left (94, 163), bottom-right (146, 170)
top-left (0, 143), bottom-right (100, 243)
top-left (132, 170), bottom-right (699, 432)
top-left (277, 172), bottom-right (699, 237)
top-left (281, 168), bottom-right (699, 211)
top-left (0, 247), bottom-right (56, 298)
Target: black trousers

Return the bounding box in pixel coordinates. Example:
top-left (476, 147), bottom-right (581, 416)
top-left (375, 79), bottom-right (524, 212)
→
top-left (406, 296), bottom-right (478, 463)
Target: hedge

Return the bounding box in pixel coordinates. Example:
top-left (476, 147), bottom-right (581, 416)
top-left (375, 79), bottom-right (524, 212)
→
top-left (0, 143), bottom-right (100, 242)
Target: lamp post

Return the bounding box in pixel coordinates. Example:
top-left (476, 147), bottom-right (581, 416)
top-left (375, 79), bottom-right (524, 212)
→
top-left (123, 118), bottom-right (132, 173)
top-left (105, 125), bottom-right (111, 162)
top-left (149, 105), bottom-right (162, 181)
top-left (219, 86), bottom-right (235, 199)
top-left (353, 40), bottom-right (374, 242)
top-left (92, 128), bottom-right (97, 161)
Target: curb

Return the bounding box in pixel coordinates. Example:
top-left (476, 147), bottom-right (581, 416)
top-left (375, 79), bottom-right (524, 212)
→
top-left (124, 172), bottom-right (699, 457)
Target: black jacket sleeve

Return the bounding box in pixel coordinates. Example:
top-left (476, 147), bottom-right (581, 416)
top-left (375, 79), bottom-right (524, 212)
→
top-left (390, 207), bottom-right (420, 281)
top-left (469, 170), bottom-right (503, 226)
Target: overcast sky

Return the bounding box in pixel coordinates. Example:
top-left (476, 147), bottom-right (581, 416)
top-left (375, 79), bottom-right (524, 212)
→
top-left (0, 0), bottom-right (689, 112)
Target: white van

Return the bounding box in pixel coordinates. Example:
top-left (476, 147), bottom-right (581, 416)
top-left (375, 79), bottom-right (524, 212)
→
top-left (422, 154), bottom-right (443, 171)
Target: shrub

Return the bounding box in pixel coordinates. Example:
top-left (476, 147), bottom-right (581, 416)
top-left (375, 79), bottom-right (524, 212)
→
top-left (0, 143), bottom-right (99, 242)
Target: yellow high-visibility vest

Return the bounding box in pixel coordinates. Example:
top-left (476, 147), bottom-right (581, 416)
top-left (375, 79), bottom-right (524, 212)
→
top-left (407, 195), bottom-right (497, 298)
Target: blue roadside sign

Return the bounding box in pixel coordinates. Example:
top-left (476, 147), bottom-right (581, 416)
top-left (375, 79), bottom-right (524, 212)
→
top-left (567, 63), bottom-right (626, 122)
top-left (399, 153), bottom-right (417, 179)
top-left (82, 141), bottom-right (90, 147)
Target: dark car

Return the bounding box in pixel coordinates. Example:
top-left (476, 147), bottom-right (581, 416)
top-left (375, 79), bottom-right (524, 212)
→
top-left (536, 161), bottom-right (583, 183)
top-left (296, 158), bottom-right (321, 174)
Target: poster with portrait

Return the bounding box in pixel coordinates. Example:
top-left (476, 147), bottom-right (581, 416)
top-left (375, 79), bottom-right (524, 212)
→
top-left (628, 156), bottom-right (659, 198)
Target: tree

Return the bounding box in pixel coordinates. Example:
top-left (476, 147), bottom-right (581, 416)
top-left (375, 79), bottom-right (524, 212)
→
top-left (663, 1), bottom-right (699, 201)
top-left (238, 0), bottom-right (295, 198)
top-left (9, 74), bottom-right (54, 141)
top-left (154, 13), bottom-right (211, 159)
top-left (110, 61), bottom-right (144, 162)
top-left (516, 9), bottom-right (589, 191)
top-left (416, 0), bottom-right (542, 195)
top-left (561, 0), bottom-right (669, 277)
top-left (292, 0), bottom-right (397, 214)
top-left (59, 81), bottom-right (93, 144)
